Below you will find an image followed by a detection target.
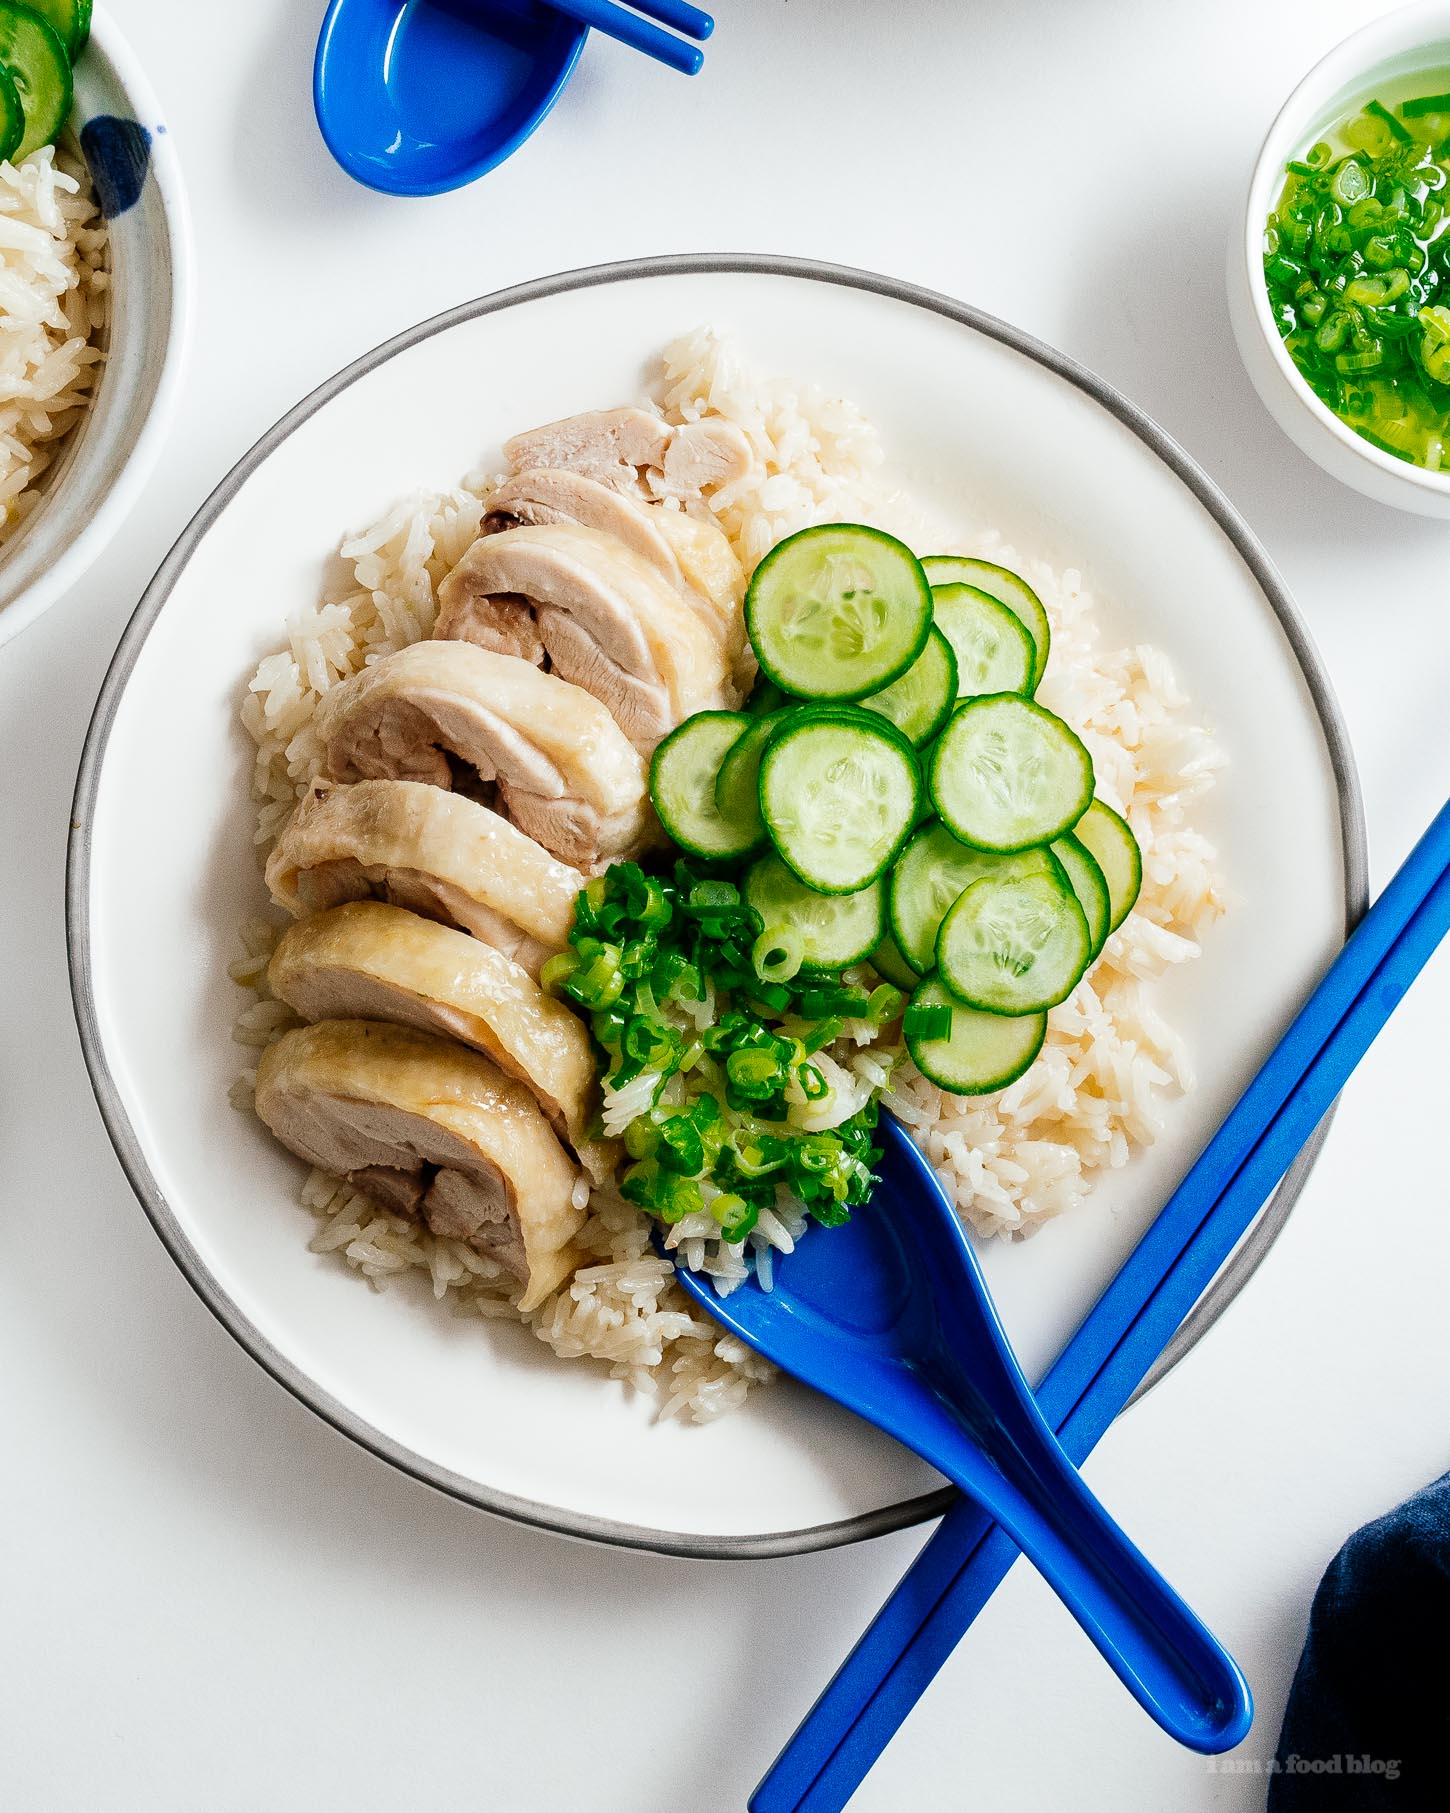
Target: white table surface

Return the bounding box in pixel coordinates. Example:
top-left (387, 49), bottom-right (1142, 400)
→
top-left (5, 1), bottom-right (1450, 1806)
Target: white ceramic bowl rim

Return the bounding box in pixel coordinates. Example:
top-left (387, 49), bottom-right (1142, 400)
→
top-left (1242, 0), bottom-right (1450, 495)
top-left (0, 6), bottom-right (194, 648)
top-left (66, 255), bottom-right (1368, 1557)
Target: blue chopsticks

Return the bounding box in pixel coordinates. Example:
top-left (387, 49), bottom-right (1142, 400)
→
top-left (547, 0), bottom-right (713, 77)
top-left (753, 796), bottom-right (1450, 1813)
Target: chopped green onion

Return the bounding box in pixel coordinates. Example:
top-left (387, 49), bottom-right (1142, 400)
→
top-left (801, 1016), bottom-right (844, 1055)
top-left (540, 951), bottom-right (579, 995)
top-left (752, 926), bottom-right (804, 984)
top-left (904, 1001), bottom-right (951, 1041)
top-left (1330, 160), bottom-right (1371, 206)
top-left (624, 1118), bottom-right (659, 1160)
top-left (657, 1113), bottom-right (705, 1175)
top-left (726, 1047), bottom-right (784, 1099)
top-left (751, 982), bottom-right (794, 1014)
top-left (564, 855), bottom-right (887, 1251)
top-left (796, 1062), bottom-right (829, 1102)
top-left (797, 984), bottom-right (871, 1019)
top-left (1366, 99), bottom-right (1412, 144)
top-left (1335, 346), bottom-right (1385, 374)
top-left (866, 984), bottom-right (905, 1025)
top-left (711, 1193), bottom-right (759, 1241)
top-left (1401, 92), bottom-right (1450, 119)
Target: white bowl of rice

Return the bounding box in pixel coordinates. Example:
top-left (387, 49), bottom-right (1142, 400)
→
top-left (0, 7), bottom-right (190, 650)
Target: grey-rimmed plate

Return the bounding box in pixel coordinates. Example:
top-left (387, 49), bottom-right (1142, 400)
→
top-left (68, 257), bottom-right (1365, 1559)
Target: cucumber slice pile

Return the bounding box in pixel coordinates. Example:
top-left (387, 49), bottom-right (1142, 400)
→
top-left (867, 928), bottom-right (920, 992)
top-left (651, 711), bottom-right (755, 859)
top-left (744, 856), bottom-right (883, 971)
top-left (1050, 832), bottom-right (1111, 960)
top-left (937, 870), bottom-right (1091, 1015)
top-left (28, 0), bottom-right (89, 58)
top-left (931, 583), bottom-right (1035, 700)
top-left (922, 555), bottom-right (1051, 691)
top-left (714, 709), bottom-right (789, 852)
top-left (759, 710), bottom-right (919, 892)
top-left (643, 520), bottom-right (1143, 1101)
top-left (0, 1), bottom-right (82, 164)
top-left (904, 978), bottom-right (1047, 1095)
top-left (930, 695), bottom-right (1094, 852)
top-left (1073, 798), bottom-right (1143, 934)
top-left (890, 822), bottom-right (1058, 972)
top-left (746, 523), bottom-right (932, 700)
top-left (0, 65), bottom-right (20, 161)
top-left (858, 624), bottom-right (958, 746)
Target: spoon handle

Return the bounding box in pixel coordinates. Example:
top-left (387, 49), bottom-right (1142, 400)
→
top-left (626, 0), bottom-right (713, 40)
top-left (544, 0), bottom-right (705, 74)
top-left (923, 1364), bottom-right (1251, 1750)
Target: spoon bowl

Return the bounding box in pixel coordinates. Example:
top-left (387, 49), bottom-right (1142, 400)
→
top-left (314, 0), bottom-right (588, 197)
top-left (672, 1115), bottom-right (1254, 1754)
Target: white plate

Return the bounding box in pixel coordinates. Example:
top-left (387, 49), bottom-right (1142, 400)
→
top-left (68, 258), bottom-right (1364, 1557)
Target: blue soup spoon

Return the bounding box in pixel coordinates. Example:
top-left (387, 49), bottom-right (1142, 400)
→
top-left (314, 0), bottom-right (589, 197)
top-left (672, 1114), bottom-right (1253, 1753)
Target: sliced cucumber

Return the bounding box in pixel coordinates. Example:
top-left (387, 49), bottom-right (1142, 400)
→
top-left (746, 523), bottom-right (932, 701)
top-left (857, 624), bottom-right (958, 746)
top-left (889, 821), bottom-right (1058, 973)
top-left (922, 556), bottom-right (1051, 690)
top-left (650, 711), bottom-right (754, 860)
top-left (744, 676), bottom-right (789, 717)
top-left (0, 3), bottom-right (72, 161)
top-left (0, 64), bottom-right (21, 163)
top-left (1050, 833), bottom-right (1110, 962)
top-left (930, 695), bottom-right (1094, 853)
top-left (931, 583), bottom-right (1035, 699)
top-left (714, 709), bottom-right (790, 852)
top-left (868, 928), bottom-right (920, 991)
top-left (759, 709), bottom-right (920, 893)
top-left (24, 0), bottom-right (89, 58)
top-left (743, 855), bottom-right (883, 972)
top-left (937, 870), bottom-right (1091, 1015)
top-left (1074, 798), bottom-right (1143, 934)
top-left (904, 977), bottom-right (1047, 1096)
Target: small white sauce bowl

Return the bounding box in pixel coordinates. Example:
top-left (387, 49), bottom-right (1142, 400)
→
top-left (0, 6), bottom-right (192, 649)
top-left (1229, 0), bottom-right (1450, 516)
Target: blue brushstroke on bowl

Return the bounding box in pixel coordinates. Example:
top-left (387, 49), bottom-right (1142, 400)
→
top-left (79, 117), bottom-right (152, 217)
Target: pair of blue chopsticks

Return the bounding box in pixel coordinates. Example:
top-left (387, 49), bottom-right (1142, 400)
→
top-left (553, 0), bottom-right (713, 76)
top-left (754, 795), bottom-right (1450, 1813)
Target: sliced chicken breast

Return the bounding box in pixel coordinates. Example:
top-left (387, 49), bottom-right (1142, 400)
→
top-left (266, 902), bottom-right (603, 1165)
top-left (482, 471), bottom-right (750, 687)
top-left (265, 779), bottom-right (582, 977)
top-left (504, 406), bottom-right (673, 489)
top-left (435, 521), bottom-right (731, 751)
top-left (503, 406), bottom-right (755, 501)
top-left (483, 468), bottom-right (682, 585)
top-left (658, 419), bottom-right (756, 496)
top-left (313, 640), bottom-right (650, 871)
top-left (255, 1019), bottom-right (585, 1311)
top-left (651, 506), bottom-right (752, 687)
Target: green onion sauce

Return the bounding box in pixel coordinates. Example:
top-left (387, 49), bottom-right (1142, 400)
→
top-left (1266, 74), bottom-right (1450, 471)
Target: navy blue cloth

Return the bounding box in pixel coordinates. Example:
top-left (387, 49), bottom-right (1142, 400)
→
top-left (1269, 1469), bottom-right (1450, 1809)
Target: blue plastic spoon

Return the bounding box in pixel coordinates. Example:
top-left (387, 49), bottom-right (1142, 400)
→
top-left (672, 1116), bottom-right (1253, 1754)
top-left (314, 0), bottom-right (590, 197)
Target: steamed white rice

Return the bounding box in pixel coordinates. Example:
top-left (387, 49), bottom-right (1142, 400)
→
top-left (0, 146), bottom-right (108, 544)
top-left (232, 327), bottom-right (1225, 1423)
